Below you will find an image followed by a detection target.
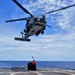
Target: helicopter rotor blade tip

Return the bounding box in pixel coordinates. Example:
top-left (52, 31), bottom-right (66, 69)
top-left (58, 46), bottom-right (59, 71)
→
top-left (12, 0), bottom-right (33, 17)
top-left (44, 4), bottom-right (75, 15)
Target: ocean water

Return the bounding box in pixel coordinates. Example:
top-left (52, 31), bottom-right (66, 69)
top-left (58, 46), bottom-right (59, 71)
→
top-left (0, 61), bottom-right (75, 70)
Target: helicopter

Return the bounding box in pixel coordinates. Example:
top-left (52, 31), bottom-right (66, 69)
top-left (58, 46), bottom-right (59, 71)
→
top-left (6, 0), bottom-right (75, 42)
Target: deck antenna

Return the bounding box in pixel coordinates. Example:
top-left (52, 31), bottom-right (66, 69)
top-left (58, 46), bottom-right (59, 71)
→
top-left (32, 56), bottom-right (34, 60)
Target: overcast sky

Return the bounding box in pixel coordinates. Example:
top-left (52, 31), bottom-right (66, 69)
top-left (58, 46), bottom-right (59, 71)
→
top-left (0, 0), bottom-right (75, 61)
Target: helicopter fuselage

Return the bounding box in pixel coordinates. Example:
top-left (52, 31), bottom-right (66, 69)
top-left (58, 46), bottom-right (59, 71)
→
top-left (24, 16), bottom-right (46, 40)
top-left (15, 16), bottom-right (46, 42)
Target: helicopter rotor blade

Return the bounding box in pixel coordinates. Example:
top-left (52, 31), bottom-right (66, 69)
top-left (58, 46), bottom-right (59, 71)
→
top-left (12, 0), bottom-right (33, 17)
top-left (6, 18), bottom-right (28, 23)
top-left (44, 4), bottom-right (75, 15)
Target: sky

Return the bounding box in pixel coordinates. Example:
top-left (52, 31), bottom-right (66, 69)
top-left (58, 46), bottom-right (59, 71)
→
top-left (0, 0), bottom-right (75, 61)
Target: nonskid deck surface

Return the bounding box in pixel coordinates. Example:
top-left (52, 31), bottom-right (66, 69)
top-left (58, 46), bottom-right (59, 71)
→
top-left (0, 68), bottom-right (75, 75)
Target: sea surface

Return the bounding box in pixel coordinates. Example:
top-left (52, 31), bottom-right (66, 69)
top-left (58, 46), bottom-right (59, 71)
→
top-left (0, 61), bottom-right (75, 69)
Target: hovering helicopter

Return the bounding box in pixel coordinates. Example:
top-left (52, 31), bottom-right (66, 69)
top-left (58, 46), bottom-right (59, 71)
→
top-left (6, 0), bottom-right (75, 42)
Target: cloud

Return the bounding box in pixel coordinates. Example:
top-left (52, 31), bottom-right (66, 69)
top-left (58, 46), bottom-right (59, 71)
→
top-left (0, 31), bottom-right (75, 60)
top-left (0, 31), bottom-right (75, 50)
top-left (56, 6), bottom-right (75, 30)
top-left (38, 32), bottom-right (75, 48)
top-left (23, 0), bottom-right (61, 15)
top-left (1, 15), bottom-right (75, 60)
